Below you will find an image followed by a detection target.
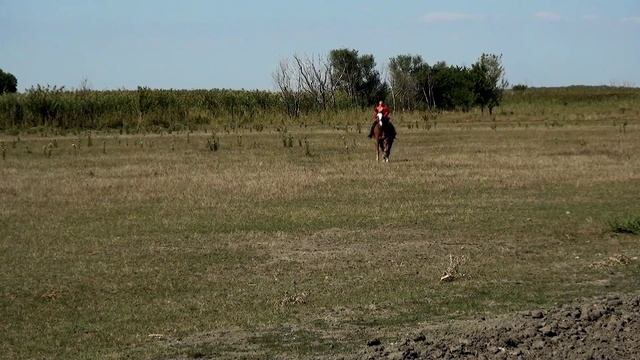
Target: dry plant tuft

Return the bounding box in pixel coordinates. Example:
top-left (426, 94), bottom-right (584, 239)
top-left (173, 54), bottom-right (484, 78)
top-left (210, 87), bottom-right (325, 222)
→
top-left (282, 133), bottom-right (294, 148)
top-left (304, 137), bottom-right (311, 156)
top-left (42, 142), bottom-right (54, 158)
top-left (1, 142), bottom-right (6, 160)
top-left (589, 254), bottom-right (633, 270)
top-left (440, 254), bottom-right (467, 282)
top-left (620, 120), bottom-right (628, 134)
top-left (279, 292), bottom-right (308, 307)
top-left (41, 288), bottom-right (63, 301)
top-left (207, 135), bottom-right (219, 152)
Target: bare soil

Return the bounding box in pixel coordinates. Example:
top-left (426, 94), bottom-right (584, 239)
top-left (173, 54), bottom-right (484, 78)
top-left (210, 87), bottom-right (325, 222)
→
top-left (358, 293), bottom-right (640, 360)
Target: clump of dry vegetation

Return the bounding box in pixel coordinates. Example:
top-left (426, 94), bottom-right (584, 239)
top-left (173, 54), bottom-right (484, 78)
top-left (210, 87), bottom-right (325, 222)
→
top-left (440, 254), bottom-right (468, 282)
top-left (279, 292), bottom-right (309, 307)
top-left (42, 142), bottom-right (53, 157)
top-left (206, 134), bottom-right (219, 151)
top-left (589, 254), bottom-right (635, 270)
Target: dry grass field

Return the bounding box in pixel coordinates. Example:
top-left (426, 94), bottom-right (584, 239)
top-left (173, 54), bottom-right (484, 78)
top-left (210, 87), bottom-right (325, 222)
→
top-left (1, 96), bottom-right (640, 358)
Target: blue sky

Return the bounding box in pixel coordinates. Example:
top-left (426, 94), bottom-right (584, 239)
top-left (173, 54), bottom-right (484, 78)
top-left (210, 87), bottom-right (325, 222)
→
top-left (2, 0), bottom-right (639, 91)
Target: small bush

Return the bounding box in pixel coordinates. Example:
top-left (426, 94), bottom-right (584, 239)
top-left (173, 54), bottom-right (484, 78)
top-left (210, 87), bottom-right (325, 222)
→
top-left (512, 84), bottom-right (528, 91)
top-left (608, 216), bottom-right (640, 234)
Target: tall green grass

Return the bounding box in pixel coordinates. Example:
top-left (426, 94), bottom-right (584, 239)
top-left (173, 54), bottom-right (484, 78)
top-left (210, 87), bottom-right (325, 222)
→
top-left (0, 87), bottom-right (285, 131)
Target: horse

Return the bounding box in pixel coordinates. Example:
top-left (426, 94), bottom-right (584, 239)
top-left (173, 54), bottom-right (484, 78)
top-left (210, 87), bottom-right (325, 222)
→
top-left (371, 113), bottom-right (396, 162)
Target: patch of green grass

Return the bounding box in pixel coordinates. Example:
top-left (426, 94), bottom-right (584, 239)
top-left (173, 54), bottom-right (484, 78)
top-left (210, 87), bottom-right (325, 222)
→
top-left (608, 216), bottom-right (640, 234)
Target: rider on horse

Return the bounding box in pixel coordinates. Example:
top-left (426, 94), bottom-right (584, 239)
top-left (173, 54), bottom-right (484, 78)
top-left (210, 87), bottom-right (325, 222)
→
top-left (368, 101), bottom-right (394, 138)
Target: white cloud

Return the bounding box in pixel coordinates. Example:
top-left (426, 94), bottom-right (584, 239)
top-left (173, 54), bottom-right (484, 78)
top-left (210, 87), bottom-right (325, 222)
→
top-left (622, 16), bottom-right (640, 24)
top-left (421, 12), bottom-right (484, 23)
top-left (533, 11), bottom-right (562, 22)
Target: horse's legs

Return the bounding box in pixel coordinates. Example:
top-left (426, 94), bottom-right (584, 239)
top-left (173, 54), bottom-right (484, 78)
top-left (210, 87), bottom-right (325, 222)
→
top-left (375, 139), bottom-right (380, 162)
top-left (381, 138), bottom-right (387, 162)
top-left (383, 138), bottom-right (393, 162)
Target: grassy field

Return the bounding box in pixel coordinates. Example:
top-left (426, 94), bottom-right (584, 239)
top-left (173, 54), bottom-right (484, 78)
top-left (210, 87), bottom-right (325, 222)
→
top-left (1, 95), bottom-right (640, 358)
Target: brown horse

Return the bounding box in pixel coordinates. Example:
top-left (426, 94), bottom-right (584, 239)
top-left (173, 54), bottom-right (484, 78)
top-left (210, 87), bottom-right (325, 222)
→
top-left (371, 114), bottom-right (396, 162)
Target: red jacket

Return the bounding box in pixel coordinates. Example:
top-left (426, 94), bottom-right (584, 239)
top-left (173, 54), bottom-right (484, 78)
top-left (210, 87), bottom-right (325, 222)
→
top-left (373, 103), bottom-right (391, 119)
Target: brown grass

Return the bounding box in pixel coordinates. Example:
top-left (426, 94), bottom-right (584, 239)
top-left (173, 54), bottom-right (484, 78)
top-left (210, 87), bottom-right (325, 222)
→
top-left (1, 118), bottom-right (640, 359)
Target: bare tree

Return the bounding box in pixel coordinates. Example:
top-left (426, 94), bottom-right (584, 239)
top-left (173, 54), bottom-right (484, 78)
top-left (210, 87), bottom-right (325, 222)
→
top-left (78, 77), bottom-right (92, 92)
top-left (293, 54), bottom-right (335, 111)
top-left (272, 59), bottom-right (300, 117)
top-left (380, 61), bottom-right (396, 110)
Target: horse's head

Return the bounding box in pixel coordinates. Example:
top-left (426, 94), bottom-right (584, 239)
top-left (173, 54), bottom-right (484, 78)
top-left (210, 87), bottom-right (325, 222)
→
top-left (377, 112), bottom-right (383, 126)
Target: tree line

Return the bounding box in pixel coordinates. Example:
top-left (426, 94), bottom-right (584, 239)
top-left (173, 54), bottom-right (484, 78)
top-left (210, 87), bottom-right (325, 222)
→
top-left (273, 49), bottom-right (508, 115)
top-left (0, 50), bottom-right (507, 130)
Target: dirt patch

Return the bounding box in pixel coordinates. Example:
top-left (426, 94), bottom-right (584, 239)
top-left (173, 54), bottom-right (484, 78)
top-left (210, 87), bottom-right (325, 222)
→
top-left (357, 293), bottom-right (640, 360)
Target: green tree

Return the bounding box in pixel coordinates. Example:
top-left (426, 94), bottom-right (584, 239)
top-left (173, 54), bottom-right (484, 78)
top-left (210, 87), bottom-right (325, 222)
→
top-left (471, 53), bottom-right (508, 114)
top-left (430, 64), bottom-right (475, 111)
top-left (0, 69), bottom-right (18, 94)
top-left (388, 55), bottom-right (426, 111)
top-left (355, 54), bottom-right (388, 106)
top-left (329, 49), bottom-right (360, 103)
top-left (329, 48), bottom-right (386, 107)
